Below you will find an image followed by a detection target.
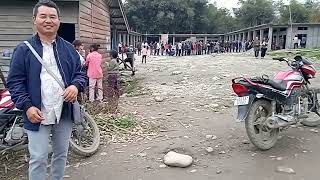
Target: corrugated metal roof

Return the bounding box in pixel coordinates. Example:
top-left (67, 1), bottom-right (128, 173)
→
top-left (109, 0), bottom-right (129, 32)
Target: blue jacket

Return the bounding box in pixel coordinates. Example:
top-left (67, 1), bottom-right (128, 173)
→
top-left (7, 34), bottom-right (87, 131)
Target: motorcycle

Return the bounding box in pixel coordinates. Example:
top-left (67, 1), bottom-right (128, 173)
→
top-left (0, 88), bottom-right (100, 157)
top-left (232, 55), bottom-right (320, 150)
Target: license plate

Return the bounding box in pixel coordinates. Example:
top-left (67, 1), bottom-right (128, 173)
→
top-left (234, 96), bottom-right (249, 106)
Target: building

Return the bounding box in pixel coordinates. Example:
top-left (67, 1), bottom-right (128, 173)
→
top-left (0, 0), bottom-right (135, 58)
top-left (0, 0), bottom-right (141, 87)
top-left (224, 23), bottom-right (320, 50)
top-left (143, 33), bottom-right (223, 44)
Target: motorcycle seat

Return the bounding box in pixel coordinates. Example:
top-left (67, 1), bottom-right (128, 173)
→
top-left (266, 79), bottom-right (287, 91)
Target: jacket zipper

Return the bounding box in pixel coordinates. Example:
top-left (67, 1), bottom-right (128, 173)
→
top-left (54, 41), bottom-right (68, 87)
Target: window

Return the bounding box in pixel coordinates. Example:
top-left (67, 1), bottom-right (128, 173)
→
top-left (298, 27), bottom-right (308, 30)
top-left (280, 28), bottom-right (286, 32)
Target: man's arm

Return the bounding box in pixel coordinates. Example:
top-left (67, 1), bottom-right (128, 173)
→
top-left (7, 44), bottom-right (32, 111)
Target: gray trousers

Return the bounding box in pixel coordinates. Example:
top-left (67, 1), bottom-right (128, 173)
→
top-left (26, 118), bottom-right (73, 180)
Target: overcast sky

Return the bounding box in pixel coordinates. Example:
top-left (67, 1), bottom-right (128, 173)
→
top-left (212, 0), bottom-right (306, 10)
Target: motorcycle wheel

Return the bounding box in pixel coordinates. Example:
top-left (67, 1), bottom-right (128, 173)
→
top-left (301, 88), bottom-right (320, 127)
top-left (245, 100), bottom-right (279, 150)
top-left (69, 111), bottom-right (100, 157)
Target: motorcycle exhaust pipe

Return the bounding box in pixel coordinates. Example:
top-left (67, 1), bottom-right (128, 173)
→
top-left (266, 116), bottom-right (295, 129)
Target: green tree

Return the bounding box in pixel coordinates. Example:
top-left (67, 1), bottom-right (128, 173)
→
top-left (234, 0), bottom-right (275, 27)
top-left (278, 0), bottom-right (309, 23)
top-left (123, 0), bottom-right (234, 34)
top-left (305, 0), bottom-right (320, 22)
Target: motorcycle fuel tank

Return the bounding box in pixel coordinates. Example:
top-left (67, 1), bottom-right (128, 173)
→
top-left (274, 70), bottom-right (303, 82)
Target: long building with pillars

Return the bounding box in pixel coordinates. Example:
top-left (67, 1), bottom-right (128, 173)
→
top-left (224, 23), bottom-right (320, 50)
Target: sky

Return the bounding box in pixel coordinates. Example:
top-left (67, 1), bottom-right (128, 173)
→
top-left (212, 0), bottom-right (306, 10)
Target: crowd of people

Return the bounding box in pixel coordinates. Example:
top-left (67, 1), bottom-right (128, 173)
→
top-left (117, 37), bottom-right (271, 61)
top-left (73, 40), bottom-right (120, 106)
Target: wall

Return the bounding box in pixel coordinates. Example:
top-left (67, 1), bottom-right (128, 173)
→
top-left (0, 0), bottom-right (79, 88)
top-left (307, 26), bottom-right (320, 49)
top-left (79, 0), bottom-right (111, 60)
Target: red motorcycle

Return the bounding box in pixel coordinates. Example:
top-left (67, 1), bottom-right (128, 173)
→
top-left (232, 56), bottom-right (320, 150)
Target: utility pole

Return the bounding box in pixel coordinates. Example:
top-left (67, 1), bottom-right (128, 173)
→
top-left (288, 4), bottom-right (293, 49)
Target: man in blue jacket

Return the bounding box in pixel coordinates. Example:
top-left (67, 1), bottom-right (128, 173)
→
top-left (7, 1), bottom-right (87, 179)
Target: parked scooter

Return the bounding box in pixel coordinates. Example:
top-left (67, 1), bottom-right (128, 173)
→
top-left (232, 56), bottom-right (320, 150)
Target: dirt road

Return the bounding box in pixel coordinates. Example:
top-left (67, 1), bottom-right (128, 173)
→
top-left (6, 53), bottom-right (320, 180)
top-left (64, 53), bottom-right (320, 180)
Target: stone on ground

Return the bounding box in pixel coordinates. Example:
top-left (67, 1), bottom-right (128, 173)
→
top-left (163, 151), bottom-right (193, 168)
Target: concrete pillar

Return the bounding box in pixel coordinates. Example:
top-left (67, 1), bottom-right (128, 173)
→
top-left (253, 30), bottom-right (257, 40)
top-left (260, 29), bottom-right (263, 41)
top-left (242, 32), bottom-right (245, 42)
top-left (286, 27), bottom-right (293, 49)
top-left (275, 28), bottom-right (280, 46)
top-left (122, 34), bottom-right (126, 44)
top-left (173, 36), bottom-right (175, 45)
top-left (117, 33), bottom-right (121, 45)
top-left (204, 36), bottom-right (208, 43)
top-left (267, 27), bottom-right (273, 50)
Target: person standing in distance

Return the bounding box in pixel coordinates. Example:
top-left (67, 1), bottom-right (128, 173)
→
top-left (7, 1), bottom-right (87, 179)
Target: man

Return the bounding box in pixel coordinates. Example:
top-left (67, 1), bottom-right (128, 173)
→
top-left (253, 37), bottom-right (261, 58)
top-left (300, 36), bottom-right (306, 48)
top-left (177, 42), bottom-right (182, 56)
top-left (137, 41), bottom-right (142, 55)
top-left (72, 39), bottom-right (85, 66)
top-left (156, 41), bottom-right (161, 56)
top-left (293, 35), bottom-right (299, 49)
top-left (118, 42), bottom-right (122, 53)
top-left (125, 45), bottom-right (135, 76)
top-left (7, 1), bottom-right (87, 180)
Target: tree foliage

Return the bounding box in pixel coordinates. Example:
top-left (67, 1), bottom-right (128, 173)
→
top-left (234, 0), bottom-right (275, 27)
top-left (123, 0), bottom-right (320, 34)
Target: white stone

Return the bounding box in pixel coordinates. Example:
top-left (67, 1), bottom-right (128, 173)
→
top-left (166, 113), bottom-right (173, 116)
top-left (164, 151), bottom-right (193, 168)
top-left (154, 96), bottom-right (164, 102)
top-left (310, 129), bottom-right (319, 133)
top-left (276, 157), bottom-right (283, 161)
top-left (100, 152), bottom-right (108, 156)
top-left (172, 71), bottom-right (182, 75)
top-left (276, 166), bottom-right (295, 174)
top-left (206, 147), bottom-right (214, 153)
top-left (210, 104), bottom-right (219, 108)
top-left (205, 135), bottom-right (213, 139)
top-left (138, 152), bottom-right (147, 157)
top-left (219, 151), bottom-right (226, 154)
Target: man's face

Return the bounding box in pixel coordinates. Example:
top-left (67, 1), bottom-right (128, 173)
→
top-left (33, 5), bottom-right (60, 36)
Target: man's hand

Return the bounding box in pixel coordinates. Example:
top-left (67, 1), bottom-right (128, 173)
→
top-left (26, 106), bottom-right (44, 123)
top-left (63, 85), bottom-right (78, 102)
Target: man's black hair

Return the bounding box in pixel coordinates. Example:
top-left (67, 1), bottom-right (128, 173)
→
top-left (72, 40), bottom-right (83, 47)
top-left (33, 0), bottom-right (60, 17)
top-left (90, 44), bottom-right (100, 51)
top-left (111, 50), bottom-right (118, 59)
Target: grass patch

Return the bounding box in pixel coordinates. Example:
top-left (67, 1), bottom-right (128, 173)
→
top-left (95, 114), bottom-right (136, 130)
top-left (121, 78), bottom-right (145, 97)
top-left (122, 79), bottom-right (139, 94)
top-left (268, 49), bottom-right (320, 59)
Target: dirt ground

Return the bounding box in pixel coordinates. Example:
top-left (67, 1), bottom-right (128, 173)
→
top-left (5, 53), bottom-right (320, 180)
